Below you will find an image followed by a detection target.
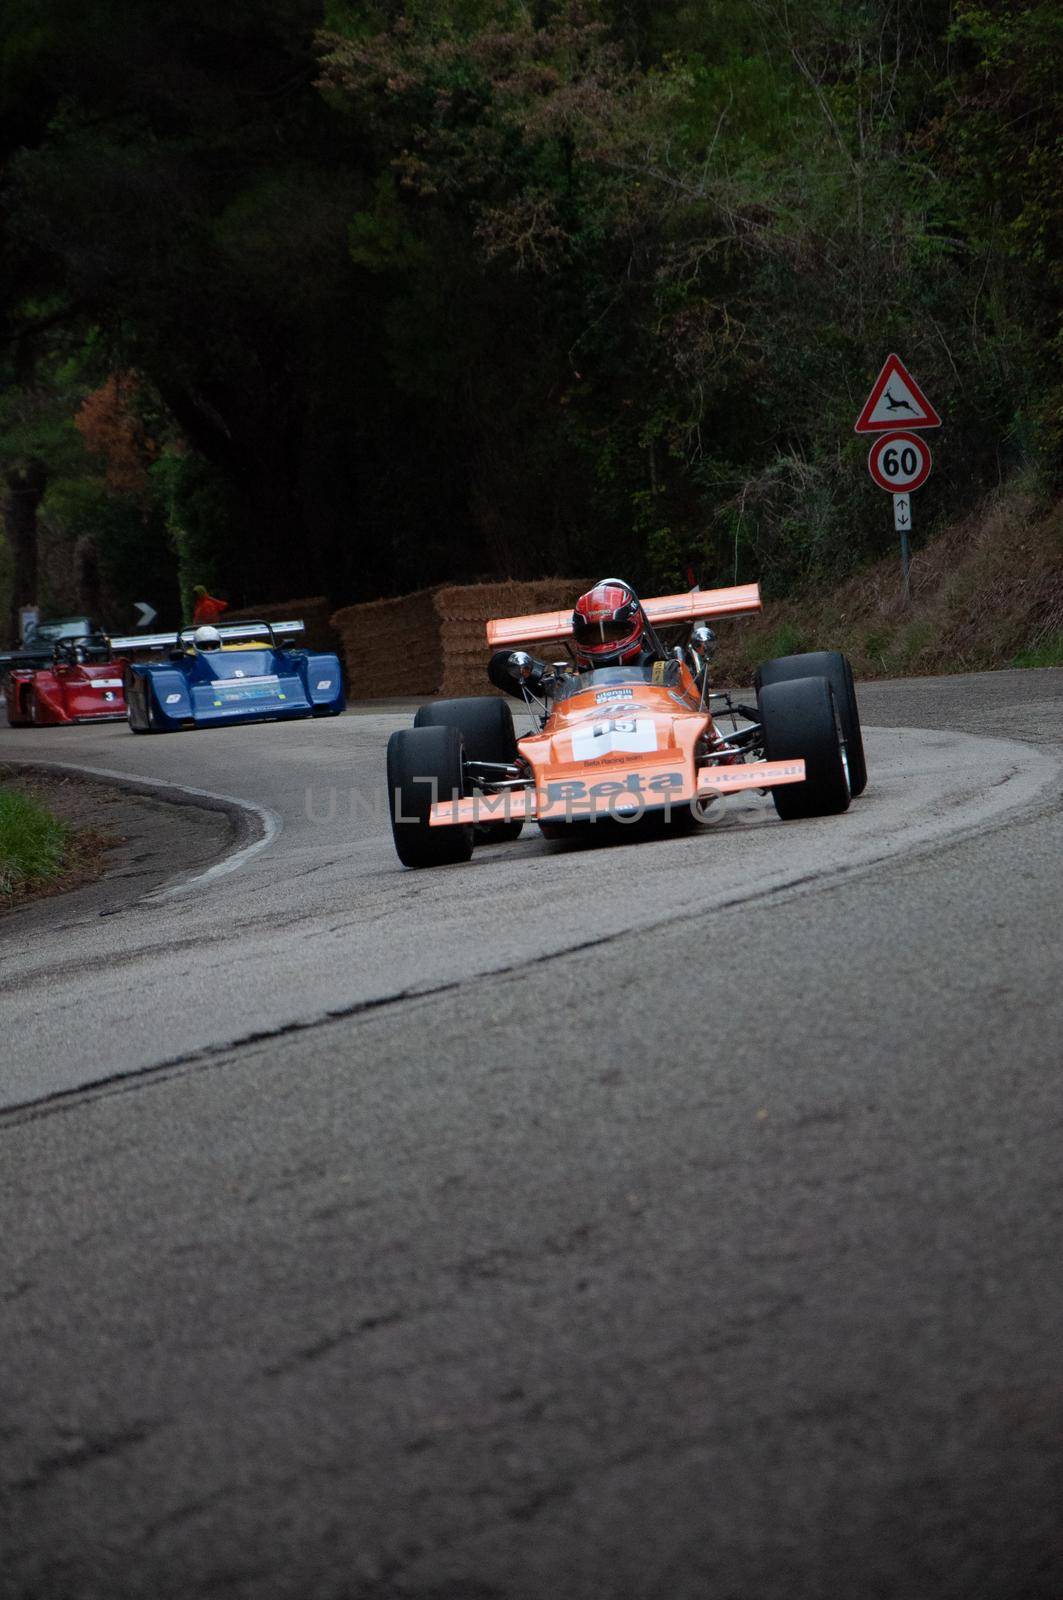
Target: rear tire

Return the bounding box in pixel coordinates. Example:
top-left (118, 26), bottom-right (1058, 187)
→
top-left (128, 675), bottom-right (155, 733)
top-left (758, 676), bottom-right (851, 820)
top-left (755, 650), bottom-right (867, 797)
top-left (387, 724), bottom-right (475, 869)
top-left (414, 697), bottom-right (524, 843)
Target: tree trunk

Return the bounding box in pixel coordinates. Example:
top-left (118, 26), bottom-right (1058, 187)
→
top-left (75, 533), bottom-right (103, 621)
top-left (4, 459), bottom-right (46, 645)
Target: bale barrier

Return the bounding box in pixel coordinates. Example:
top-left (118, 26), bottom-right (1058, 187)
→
top-left (331, 579), bottom-right (588, 700)
top-left (329, 587), bottom-right (443, 700)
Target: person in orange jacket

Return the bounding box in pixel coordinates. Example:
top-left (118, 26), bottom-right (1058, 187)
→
top-left (192, 585), bottom-right (228, 626)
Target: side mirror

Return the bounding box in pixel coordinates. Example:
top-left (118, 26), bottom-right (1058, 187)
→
top-left (691, 624), bottom-right (717, 657)
top-left (508, 650), bottom-right (535, 681)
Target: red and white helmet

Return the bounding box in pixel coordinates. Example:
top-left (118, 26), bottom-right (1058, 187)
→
top-left (571, 580), bottom-right (645, 669)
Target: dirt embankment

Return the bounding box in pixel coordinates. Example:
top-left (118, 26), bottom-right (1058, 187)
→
top-left (714, 490), bottom-right (1063, 683)
top-left (0, 769), bottom-right (112, 910)
top-left (0, 766), bottom-right (234, 919)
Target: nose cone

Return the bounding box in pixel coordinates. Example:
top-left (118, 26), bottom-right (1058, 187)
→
top-left (577, 710), bottom-right (708, 769)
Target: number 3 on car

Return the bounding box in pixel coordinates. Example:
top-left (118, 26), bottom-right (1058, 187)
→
top-left (868, 431), bottom-right (932, 493)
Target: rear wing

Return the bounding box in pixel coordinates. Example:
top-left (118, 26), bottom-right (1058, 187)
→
top-left (485, 584), bottom-right (761, 648)
top-left (0, 647), bottom-right (52, 669)
top-left (109, 620), bottom-right (305, 652)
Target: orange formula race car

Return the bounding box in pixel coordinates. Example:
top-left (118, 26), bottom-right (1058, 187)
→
top-left (386, 581), bottom-right (867, 869)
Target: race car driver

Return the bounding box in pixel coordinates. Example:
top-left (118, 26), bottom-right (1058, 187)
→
top-left (488, 579), bottom-right (668, 698)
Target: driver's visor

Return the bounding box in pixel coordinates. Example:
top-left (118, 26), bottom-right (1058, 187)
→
top-left (572, 615), bottom-right (638, 645)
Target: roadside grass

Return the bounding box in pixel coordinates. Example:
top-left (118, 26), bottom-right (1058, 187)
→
top-left (1012, 631), bottom-right (1063, 669)
top-left (760, 621), bottom-right (807, 661)
top-left (0, 785), bottom-right (71, 902)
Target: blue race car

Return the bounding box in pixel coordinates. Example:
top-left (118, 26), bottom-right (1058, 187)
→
top-left (117, 620), bottom-right (345, 733)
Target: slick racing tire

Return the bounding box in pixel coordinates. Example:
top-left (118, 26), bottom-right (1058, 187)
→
top-left (387, 724), bottom-right (475, 869)
top-left (758, 675), bottom-right (852, 820)
top-left (414, 697), bottom-right (523, 843)
top-left (128, 674), bottom-right (163, 734)
top-left (755, 650), bottom-right (867, 796)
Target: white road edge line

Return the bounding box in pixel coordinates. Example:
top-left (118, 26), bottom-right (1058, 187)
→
top-left (8, 759), bottom-right (282, 899)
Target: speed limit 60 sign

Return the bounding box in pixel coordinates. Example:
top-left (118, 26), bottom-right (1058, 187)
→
top-left (868, 431), bottom-right (932, 493)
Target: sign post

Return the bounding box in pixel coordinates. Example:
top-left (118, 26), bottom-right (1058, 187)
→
top-left (855, 355), bottom-right (941, 599)
top-left (893, 494), bottom-right (912, 594)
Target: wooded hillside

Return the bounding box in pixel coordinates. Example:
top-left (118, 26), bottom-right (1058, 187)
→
top-left (2, 0), bottom-right (1060, 636)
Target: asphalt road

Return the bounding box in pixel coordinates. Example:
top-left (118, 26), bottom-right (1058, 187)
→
top-left (1, 669), bottom-right (1061, 1599)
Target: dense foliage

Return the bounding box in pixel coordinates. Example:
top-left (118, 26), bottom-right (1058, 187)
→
top-left (1, 0), bottom-right (1060, 633)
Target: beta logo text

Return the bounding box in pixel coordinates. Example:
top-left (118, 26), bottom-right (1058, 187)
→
top-left (544, 771), bottom-right (684, 803)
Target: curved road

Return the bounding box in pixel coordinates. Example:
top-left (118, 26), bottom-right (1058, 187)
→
top-left (1, 669), bottom-right (1061, 1599)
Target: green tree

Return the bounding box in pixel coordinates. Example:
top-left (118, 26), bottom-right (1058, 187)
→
top-left (2, 0), bottom-right (1059, 618)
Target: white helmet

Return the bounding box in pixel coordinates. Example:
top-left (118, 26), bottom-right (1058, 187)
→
top-left (193, 625), bottom-right (221, 651)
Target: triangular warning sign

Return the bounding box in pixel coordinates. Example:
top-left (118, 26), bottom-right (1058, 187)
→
top-left (854, 354), bottom-right (942, 434)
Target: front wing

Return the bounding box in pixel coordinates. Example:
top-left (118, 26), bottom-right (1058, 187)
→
top-left (429, 759), bottom-right (805, 826)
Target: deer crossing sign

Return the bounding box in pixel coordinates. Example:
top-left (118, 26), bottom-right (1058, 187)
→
top-left (854, 354), bottom-right (942, 434)
top-left (854, 354), bottom-right (943, 590)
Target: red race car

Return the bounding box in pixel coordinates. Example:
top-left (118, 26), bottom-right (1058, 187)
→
top-left (5, 635), bottom-right (128, 726)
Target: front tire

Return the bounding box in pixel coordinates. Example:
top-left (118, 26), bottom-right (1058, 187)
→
top-left (387, 724), bottom-right (475, 869)
top-left (8, 685), bottom-right (30, 727)
top-left (755, 650), bottom-right (867, 797)
top-left (414, 697), bottom-right (524, 843)
top-left (758, 676), bottom-right (851, 820)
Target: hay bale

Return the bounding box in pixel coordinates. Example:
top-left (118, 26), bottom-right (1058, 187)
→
top-left (331, 586), bottom-right (442, 698)
top-left (435, 579), bottom-right (587, 697)
top-left (331, 579), bottom-right (588, 700)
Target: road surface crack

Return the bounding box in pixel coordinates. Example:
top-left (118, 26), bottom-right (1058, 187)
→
top-left (262, 1308), bottom-right (405, 1378)
top-left (10, 1420), bottom-right (160, 1493)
